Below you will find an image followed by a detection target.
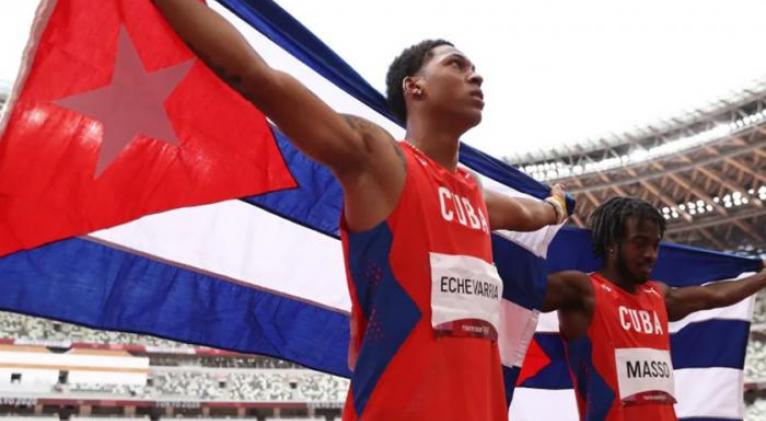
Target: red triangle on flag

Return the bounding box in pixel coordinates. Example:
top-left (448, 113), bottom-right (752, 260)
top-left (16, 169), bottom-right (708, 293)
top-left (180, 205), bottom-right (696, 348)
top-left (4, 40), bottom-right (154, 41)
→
top-left (0, 0), bottom-right (296, 256)
top-left (516, 336), bottom-right (552, 386)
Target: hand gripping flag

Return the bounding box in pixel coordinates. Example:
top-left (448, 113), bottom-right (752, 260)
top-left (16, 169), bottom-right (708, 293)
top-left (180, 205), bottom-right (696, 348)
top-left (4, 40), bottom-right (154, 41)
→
top-left (0, 0), bottom-right (295, 256)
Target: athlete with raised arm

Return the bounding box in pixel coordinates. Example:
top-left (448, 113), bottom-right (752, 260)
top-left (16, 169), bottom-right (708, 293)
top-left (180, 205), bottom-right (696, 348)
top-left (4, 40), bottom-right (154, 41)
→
top-left (542, 196), bottom-right (766, 421)
top-left (154, 1), bottom-right (568, 420)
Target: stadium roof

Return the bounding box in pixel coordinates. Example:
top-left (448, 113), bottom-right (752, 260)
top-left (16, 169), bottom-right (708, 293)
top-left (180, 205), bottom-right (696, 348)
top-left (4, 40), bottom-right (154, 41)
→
top-left (525, 85), bottom-right (766, 256)
top-left (510, 78), bottom-right (766, 169)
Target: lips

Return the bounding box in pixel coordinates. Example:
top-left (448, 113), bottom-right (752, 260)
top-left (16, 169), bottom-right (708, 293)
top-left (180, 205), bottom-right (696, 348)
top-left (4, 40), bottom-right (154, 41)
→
top-left (470, 90), bottom-right (485, 108)
top-left (638, 263), bottom-right (654, 274)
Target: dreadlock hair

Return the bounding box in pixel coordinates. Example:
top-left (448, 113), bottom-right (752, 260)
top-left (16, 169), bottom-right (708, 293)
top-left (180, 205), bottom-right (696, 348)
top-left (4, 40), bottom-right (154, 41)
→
top-left (589, 196), bottom-right (667, 259)
top-left (385, 39), bottom-right (454, 125)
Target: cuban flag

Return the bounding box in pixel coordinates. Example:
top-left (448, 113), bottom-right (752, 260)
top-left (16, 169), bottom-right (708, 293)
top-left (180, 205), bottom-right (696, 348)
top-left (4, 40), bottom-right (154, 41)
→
top-left (0, 1), bottom-right (760, 420)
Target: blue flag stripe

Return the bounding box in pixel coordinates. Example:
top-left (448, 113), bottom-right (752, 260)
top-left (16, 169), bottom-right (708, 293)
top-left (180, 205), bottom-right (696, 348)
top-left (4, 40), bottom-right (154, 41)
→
top-left (244, 126), bottom-right (342, 238)
top-left (671, 320), bottom-right (750, 369)
top-left (0, 237), bottom-right (352, 377)
top-left (491, 234), bottom-right (547, 310)
top-left (547, 227), bottom-right (762, 286)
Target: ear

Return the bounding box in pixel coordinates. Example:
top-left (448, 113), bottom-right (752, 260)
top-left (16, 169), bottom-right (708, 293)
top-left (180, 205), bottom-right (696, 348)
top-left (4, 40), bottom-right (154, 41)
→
top-left (402, 76), bottom-right (424, 99)
top-left (606, 242), bottom-right (618, 258)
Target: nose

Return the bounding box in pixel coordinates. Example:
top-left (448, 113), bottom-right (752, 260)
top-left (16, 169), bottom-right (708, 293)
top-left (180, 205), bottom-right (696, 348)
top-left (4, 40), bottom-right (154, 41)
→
top-left (643, 245), bottom-right (658, 262)
top-left (468, 70), bottom-right (483, 87)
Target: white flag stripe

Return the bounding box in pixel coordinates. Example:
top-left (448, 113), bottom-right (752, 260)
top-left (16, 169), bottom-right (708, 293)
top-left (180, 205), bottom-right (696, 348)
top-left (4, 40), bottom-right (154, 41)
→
top-left (669, 274), bottom-right (756, 333)
top-left (674, 367), bottom-right (745, 419)
top-left (493, 225), bottom-right (563, 260)
top-left (669, 294), bottom-right (754, 333)
top-left (473, 169), bottom-right (564, 259)
top-left (535, 310), bottom-right (561, 333)
top-left (498, 299), bottom-right (539, 368)
top-left (90, 200), bottom-right (350, 312)
top-left (209, 2), bottom-right (404, 138)
top-left (509, 387), bottom-right (579, 421)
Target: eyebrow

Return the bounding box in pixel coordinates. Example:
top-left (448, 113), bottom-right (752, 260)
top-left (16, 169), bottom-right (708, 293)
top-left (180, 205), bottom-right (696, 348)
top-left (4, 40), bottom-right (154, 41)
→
top-left (444, 53), bottom-right (469, 62)
top-left (442, 53), bottom-right (474, 68)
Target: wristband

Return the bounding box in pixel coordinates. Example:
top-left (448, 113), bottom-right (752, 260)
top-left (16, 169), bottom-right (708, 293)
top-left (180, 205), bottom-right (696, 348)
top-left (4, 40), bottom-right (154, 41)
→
top-left (544, 196), bottom-right (567, 224)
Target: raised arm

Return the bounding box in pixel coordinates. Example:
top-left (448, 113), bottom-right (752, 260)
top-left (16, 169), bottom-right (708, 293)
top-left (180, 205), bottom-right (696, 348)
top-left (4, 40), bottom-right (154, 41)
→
top-left (661, 264), bottom-right (766, 322)
top-left (484, 183), bottom-right (568, 231)
top-left (153, 0), bottom-right (396, 178)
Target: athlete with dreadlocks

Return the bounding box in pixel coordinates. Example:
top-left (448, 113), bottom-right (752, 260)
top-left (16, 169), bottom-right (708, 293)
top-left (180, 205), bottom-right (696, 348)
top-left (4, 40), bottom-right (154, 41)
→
top-left (541, 196), bottom-right (766, 421)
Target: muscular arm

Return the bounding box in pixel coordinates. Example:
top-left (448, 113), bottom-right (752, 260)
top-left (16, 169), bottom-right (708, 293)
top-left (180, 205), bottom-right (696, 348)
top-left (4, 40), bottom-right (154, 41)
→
top-left (153, 0), bottom-right (396, 178)
top-left (484, 183), bottom-right (566, 231)
top-left (662, 265), bottom-right (766, 322)
top-left (540, 271), bottom-right (593, 312)
top-left (541, 271), bottom-right (594, 340)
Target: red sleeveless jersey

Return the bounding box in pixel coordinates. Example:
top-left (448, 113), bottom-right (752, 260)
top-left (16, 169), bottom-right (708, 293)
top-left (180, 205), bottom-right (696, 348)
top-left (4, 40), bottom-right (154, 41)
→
top-left (339, 143), bottom-right (507, 420)
top-left (565, 273), bottom-right (677, 421)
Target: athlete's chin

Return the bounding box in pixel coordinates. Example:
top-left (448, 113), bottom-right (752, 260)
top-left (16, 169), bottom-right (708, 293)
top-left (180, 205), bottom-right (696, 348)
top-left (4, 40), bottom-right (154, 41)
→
top-left (631, 264), bottom-right (653, 282)
top-left (633, 272), bottom-right (652, 284)
top-left (463, 110), bottom-right (482, 128)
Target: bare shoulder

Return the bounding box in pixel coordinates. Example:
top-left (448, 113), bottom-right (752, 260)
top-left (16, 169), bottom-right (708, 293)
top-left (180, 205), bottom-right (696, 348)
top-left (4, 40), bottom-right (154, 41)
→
top-left (337, 115), bottom-right (407, 231)
top-left (541, 270), bottom-right (593, 312)
top-left (651, 281), bottom-right (671, 298)
top-left (555, 271), bottom-right (594, 304)
top-left (555, 271), bottom-right (595, 338)
top-left (338, 114), bottom-right (405, 173)
top-left (463, 167), bottom-right (484, 187)
top-left (339, 115), bottom-right (394, 143)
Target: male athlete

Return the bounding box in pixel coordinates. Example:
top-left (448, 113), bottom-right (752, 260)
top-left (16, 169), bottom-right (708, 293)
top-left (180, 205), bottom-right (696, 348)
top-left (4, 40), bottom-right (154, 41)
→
top-left (154, 1), bottom-right (568, 419)
top-left (542, 196), bottom-right (766, 421)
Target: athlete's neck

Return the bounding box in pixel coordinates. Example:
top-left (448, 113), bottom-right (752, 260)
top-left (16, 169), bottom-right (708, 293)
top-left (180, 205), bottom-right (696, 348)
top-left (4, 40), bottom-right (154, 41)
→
top-left (598, 266), bottom-right (639, 294)
top-left (404, 116), bottom-right (461, 172)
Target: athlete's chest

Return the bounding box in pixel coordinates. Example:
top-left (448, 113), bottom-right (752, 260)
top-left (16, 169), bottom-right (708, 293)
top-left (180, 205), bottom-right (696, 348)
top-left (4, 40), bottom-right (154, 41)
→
top-left (593, 282), bottom-right (670, 345)
top-left (406, 157), bottom-right (491, 250)
top-left (590, 281), bottom-right (676, 406)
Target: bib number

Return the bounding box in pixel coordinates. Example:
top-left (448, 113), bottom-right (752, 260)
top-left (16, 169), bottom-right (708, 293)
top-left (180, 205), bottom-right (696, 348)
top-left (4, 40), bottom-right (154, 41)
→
top-left (615, 347), bottom-right (676, 405)
top-left (430, 252), bottom-right (503, 340)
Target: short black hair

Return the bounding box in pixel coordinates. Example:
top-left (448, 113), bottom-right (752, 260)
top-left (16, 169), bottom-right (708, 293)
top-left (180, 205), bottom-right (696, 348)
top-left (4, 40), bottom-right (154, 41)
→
top-left (385, 39), bottom-right (453, 125)
top-left (589, 196), bottom-right (667, 258)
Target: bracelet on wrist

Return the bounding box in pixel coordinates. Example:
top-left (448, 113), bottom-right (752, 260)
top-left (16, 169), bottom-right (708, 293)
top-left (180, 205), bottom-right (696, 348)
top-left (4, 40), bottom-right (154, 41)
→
top-left (544, 198), bottom-right (562, 224)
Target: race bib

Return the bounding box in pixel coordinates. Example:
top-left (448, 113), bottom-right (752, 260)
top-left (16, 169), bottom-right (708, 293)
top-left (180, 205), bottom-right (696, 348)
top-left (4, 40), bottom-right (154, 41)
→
top-left (430, 252), bottom-right (503, 340)
top-left (615, 347), bottom-right (676, 405)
